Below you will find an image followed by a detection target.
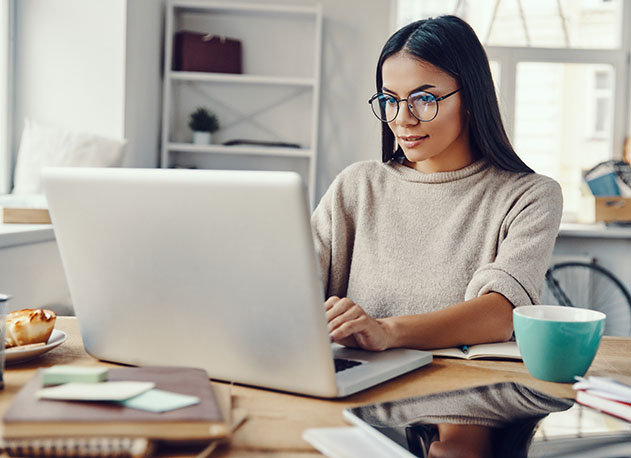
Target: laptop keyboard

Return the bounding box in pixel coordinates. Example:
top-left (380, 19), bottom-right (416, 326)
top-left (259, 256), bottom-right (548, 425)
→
top-left (334, 358), bottom-right (363, 373)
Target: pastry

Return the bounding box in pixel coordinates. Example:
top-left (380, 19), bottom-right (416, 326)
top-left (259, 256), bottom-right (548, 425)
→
top-left (5, 309), bottom-right (56, 349)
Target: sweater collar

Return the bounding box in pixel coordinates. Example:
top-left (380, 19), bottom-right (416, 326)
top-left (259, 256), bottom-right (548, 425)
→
top-left (383, 158), bottom-right (489, 183)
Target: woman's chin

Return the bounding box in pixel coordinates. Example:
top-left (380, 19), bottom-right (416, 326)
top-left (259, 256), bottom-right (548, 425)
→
top-left (401, 150), bottom-right (433, 166)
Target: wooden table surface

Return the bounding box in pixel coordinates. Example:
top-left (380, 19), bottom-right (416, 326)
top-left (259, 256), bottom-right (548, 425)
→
top-left (2, 317), bottom-right (630, 457)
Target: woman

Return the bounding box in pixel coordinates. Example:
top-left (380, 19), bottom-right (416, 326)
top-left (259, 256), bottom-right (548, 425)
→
top-left (312, 15), bottom-right (562, 351)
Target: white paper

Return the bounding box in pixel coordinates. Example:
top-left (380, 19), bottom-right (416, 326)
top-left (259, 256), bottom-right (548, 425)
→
top-left (573, 376), bottom-right (631, 403)
top-left (36, 381), bottom-right (155, 401)
top-left (304, 426), bottom-right (413, 458)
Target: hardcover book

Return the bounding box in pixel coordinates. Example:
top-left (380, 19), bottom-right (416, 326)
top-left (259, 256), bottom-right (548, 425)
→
top-left (2, 366), bottom-right (228, 440)
top-left (576, 390), bottom-right (631, 423)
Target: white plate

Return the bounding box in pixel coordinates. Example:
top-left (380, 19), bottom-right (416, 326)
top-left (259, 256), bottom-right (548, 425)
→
top-left (4, 329), bottom-right (68, 364)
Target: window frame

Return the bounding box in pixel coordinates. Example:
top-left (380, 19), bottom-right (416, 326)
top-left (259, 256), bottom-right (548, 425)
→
top-left (487, 46), bottom-right (629, 160)
top-left (0, 0), bottom-right (14, 194)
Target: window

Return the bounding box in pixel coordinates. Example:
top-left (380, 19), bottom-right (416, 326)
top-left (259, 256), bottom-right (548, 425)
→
top-left (396, 0), bottom-right (630, 222)
top-left (591, 69), bottom-right (613, 138)
top-left (0, 0), bottom-right (11, 194)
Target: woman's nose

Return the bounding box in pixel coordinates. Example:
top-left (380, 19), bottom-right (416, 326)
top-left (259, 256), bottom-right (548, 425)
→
top-left (393, 101), bottom-right (419, 126)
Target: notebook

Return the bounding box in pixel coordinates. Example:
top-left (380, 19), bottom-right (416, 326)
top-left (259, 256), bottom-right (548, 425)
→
top-left (42, 167), bottom-right (432, 398)
top-left (0, 437), bottom-right (153, 458)
top-left (431, 341), bottom-right (521, 360)
top-left (2, 367), bottom-right (227, 440)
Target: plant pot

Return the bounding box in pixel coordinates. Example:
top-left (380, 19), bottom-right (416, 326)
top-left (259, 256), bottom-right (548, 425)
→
top-left (192, 131), bottom-right (211, 145)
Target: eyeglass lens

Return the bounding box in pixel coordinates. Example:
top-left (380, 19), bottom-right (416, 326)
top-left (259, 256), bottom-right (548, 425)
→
top-left (370, 91), bottom-right (437, 122)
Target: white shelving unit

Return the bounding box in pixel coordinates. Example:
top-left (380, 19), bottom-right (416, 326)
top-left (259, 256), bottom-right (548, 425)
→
top-left (161, 0), bottom-right (322, 204)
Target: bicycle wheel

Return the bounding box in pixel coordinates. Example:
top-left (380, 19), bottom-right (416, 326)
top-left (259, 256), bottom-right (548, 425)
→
top-left (543, 262), bottom-right (631, 336)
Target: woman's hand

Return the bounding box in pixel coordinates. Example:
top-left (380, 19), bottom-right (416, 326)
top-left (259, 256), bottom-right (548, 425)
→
top-left (325, 296), bottom-right (392, 351)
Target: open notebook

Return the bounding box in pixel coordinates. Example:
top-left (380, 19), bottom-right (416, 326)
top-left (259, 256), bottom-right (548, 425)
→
top-left (431, 341), bottom-right (521, 360)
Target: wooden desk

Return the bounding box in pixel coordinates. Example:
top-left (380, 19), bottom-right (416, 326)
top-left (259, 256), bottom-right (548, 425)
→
top-left (3, 317), bottom-right (631, 457)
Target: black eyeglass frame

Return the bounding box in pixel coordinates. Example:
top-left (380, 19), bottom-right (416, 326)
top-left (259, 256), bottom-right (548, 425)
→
top-left (368, 88), bottom-right (461, 123)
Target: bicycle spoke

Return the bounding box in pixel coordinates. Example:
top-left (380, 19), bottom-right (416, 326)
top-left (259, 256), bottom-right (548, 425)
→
top-left (543, 262), bottom-right (631, 336)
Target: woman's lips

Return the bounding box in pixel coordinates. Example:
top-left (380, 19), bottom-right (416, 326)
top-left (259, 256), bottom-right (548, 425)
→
top-left (399, 135), bottom-right (428, 148)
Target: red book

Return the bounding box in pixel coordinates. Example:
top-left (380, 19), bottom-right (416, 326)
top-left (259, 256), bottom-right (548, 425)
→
top-left (576, 389), bottom-right (631, 423)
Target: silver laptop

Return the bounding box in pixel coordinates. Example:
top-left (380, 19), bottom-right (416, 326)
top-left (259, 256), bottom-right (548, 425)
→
top-left (43, 167), bottom-right (432, 398)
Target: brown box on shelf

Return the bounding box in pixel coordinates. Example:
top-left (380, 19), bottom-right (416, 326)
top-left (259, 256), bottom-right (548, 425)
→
top-left (595, 197), bottom-right (631, 222)
top-left (1, 207), bottom-right (51, 224)
top-left (173, 31), bottom-right (242, 74)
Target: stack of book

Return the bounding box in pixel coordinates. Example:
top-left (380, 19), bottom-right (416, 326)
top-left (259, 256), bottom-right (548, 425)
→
top-left (583, 160), bottom-right (631, 198)
top-left (1, 366), bottom-right (231, 457)
top-left (573, 376), bottom-right (631, 423)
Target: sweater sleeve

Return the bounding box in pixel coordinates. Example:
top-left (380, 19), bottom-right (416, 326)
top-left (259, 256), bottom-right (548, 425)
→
top-left (311, 190), bottom-right (333, 297)
top-left (464, 178), bottom-right (563, 307)
top-left (311, 164), bottom-right (361, 298)
top-left (311, 168), bottom-right (358, 299)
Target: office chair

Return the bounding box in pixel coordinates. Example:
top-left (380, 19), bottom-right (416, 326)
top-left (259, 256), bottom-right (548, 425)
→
top-left (543, 262), bottom-right (631, 336)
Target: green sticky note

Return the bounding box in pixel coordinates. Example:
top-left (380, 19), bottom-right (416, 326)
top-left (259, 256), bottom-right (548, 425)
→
top-left (41, 365), bottom-right (109, 385)
top-left (118, 389), bottom-right (200, 413)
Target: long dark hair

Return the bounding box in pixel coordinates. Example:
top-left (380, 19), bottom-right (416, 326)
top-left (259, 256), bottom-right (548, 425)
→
top-left (376, 15), bottom-right (533, 173)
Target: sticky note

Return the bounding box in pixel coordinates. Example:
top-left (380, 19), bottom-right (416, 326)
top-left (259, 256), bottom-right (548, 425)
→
top-left (41, 365), bottom-right (109, 385)
top-left (36, 381), bottom-right (155, 401)
top-left (118, 389), bottom-right (200, 413)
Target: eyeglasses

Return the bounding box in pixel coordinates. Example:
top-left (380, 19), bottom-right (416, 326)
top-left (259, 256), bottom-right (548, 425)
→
top-left (368, 88), bottom-right (461, 123)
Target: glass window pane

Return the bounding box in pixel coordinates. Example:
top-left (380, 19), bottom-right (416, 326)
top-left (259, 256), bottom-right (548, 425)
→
top-left (396, 0), bottom-right (623, 49)
top-left (514, 62), bottom-right (614, 221)
top-left (595, 70), bottom-right (609, 90)
top-left (594, 97), bottom-right (608, 133)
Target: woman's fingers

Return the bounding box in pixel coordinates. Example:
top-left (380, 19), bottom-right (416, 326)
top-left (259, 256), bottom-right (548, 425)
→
top-left (325, 295), bottom-right (347, 311)
top-left (323, 296), bottom-right (390, 351)
top-left (330, 313), bottom-right (368, 340)
top-left (326, 297), bottom-right (372, 340)
top-left (325, 296), bottom-right (357, 323)
top-left (324, 296), bottom-right (339, 311)
top-left (324, 297), bottom-right (366, 340)
top-left (327, 303), bottom-right (364, 334)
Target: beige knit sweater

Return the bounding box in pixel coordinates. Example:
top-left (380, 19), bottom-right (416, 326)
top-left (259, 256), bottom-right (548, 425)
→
top-left (311, 159), bottom-right (562, 318)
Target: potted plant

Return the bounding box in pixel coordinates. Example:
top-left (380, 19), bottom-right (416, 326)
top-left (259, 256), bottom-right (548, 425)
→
top-left (189, 107), bottom-right (219, 145)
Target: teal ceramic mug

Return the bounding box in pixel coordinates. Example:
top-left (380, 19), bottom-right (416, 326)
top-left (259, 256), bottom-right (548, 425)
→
top-left (513, 305), bottom-right (605, 383)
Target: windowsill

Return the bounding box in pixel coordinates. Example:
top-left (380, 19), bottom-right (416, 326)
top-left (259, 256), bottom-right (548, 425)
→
top-left (0, 223), bottom-right (55, 248)
top-left (559, 222), bottom-right (631, 239)
top-left (0, 194), bottom-right (54, 248)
